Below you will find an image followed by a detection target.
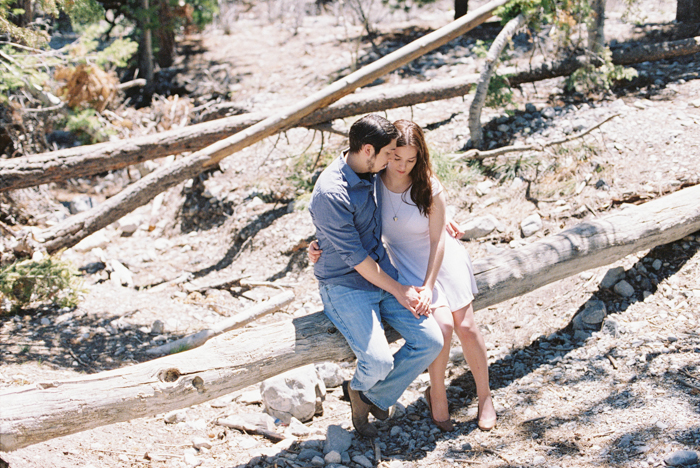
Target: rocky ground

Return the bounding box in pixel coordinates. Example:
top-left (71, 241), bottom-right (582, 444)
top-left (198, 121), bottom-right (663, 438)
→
top-left (1, 0), bottom-right (700, 466)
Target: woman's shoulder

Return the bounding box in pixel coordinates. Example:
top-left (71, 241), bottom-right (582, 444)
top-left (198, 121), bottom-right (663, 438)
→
top-left (430, 176), bottom-right (444, 196)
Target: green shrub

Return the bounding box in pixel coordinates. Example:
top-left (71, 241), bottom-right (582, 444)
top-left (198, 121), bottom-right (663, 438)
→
top-left (0, 256), bottom-right (85, 313)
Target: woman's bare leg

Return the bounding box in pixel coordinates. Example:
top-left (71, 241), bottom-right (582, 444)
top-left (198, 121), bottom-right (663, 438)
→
top-left (452, 302), bottom-right (496, 428)
top-left (426, 306), bottom-right (454, 422)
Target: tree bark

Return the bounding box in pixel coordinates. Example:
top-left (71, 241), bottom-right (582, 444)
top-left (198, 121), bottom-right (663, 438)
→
top-left (2, 183), bottom-right (700, 452)
top-left (35, 0), bottom-right (508, 254)
top-left (677, 0), bottom-right (700, 22)
top-left (587, 0), bottom-right (606, 56)
top-left (4, 35), bottom-right (699, 194)
top-left (468, 13), bottom-right (526, 149)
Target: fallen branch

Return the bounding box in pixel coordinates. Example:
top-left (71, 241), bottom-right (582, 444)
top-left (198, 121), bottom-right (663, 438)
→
top-left (216, 417), bottom-right (286, 443)
top-left (145, 290), bottom-right (294, 356)
top-left (2, 183), bottom-right (700, 451)
top-left (451, 113), bottom-right (620, 161)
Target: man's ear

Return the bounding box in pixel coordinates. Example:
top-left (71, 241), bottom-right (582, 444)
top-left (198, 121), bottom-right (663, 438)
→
top-left (361, 143), bottom-right (374, 158)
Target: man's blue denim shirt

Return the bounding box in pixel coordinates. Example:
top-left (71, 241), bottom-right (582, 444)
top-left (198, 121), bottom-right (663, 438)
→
top-left (309, 155), bottom-right (398, 291)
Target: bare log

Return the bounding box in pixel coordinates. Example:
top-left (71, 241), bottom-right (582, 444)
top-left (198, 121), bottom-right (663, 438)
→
top-left (145, 290), bottom-right (294, 356)
top-left (37, 0), bottom-right (508, 254)
top-left (508, 35), bottom-right (700, 86)
top-left (0, 75), bottom-right (478, 193)
top-left (2, 184), bottom-right (700, 452)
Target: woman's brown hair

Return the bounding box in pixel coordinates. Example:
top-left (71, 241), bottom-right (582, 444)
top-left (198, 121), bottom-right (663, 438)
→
top-left (393, 120), bottom-right (435, 216)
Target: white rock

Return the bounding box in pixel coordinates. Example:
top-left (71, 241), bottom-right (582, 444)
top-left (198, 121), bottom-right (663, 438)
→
top-left (108, 259), bottom-right (134, 288)
top-left (192, 437), bottom-right (212, 450)
top-left (261, 364), bottom-right (326, 423)
top-left (315, 362), bottom-right (344, 388)
top-left (164, 410), bottom-right (187, 424)
top-left (460, 215), bottom-right (499, 240)
top-left (476, 180), bottom-right (494, 196)
top-left (324, 451), bottom-right (342, 464)
top-left (520, 213), bottom-right (542, 237)
top-left (73, 231), bottom-right (110, 252)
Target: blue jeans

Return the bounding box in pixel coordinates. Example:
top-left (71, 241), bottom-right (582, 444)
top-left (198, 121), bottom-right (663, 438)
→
top-left (320, 283), bottom-right (443, 411)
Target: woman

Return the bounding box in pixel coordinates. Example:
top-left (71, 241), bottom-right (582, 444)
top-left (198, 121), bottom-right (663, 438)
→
top-left (310, 120), bottom-right (496, 432)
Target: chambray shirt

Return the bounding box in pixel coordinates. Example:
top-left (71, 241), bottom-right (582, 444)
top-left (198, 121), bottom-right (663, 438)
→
top-left (309, 155), bottom-right (398, 291)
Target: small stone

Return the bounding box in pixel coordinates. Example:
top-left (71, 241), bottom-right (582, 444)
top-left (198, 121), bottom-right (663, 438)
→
top-left (600, 266), bottom-right (626, 289)
top-left (151, 320), bottom-right (165, 334)
top-left (580, 300), bottom-right (607, 325)
top-left (614, 280), bottom-right (636, 297)
top-left (390, 426), bottom-right (402, 437)
top-left (476, 180), bottom-right (494, 196)
top-left (40, 317), bottom-right (51, 326)
top-left (533, 455), bottom-right (546, 465)
top-left (311, 455), bottom-right (326, 466)
top-left (652, 259), bottom-right (663, 270)
top-left (460, 215), bottom-right (499, 240)
top-left (164, 410), bottom-right (187, 424)
top-left (664, 450), bottom-right (698, 466)
top-left (520, 213), bottom-right (542, 237)
top-left (542, 107), bottom-right (556, 119)
top-left (324, 424), bottom-right (352, 454)
top-left (192, 437), bottom-right (212, 450)
top-left (298, 449), bottom-right (324, 461)
top-left (525, 103), bottom-right (537, 113)
top-left (353, 454), bottom-right (373, 468)
top-left (325, 451), bottom-right (342, 464)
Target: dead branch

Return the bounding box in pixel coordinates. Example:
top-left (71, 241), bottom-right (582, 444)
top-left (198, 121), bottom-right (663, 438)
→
top-left (145, 290), bottom-right (294, 356)
top-left (452, 113), bottom-right (620, 161)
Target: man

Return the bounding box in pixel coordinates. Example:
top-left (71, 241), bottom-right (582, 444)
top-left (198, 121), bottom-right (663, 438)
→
top-left (308, 114), bottom-right (443, 437)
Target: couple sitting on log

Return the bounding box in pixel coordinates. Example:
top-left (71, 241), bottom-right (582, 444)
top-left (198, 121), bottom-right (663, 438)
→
top-left (308, 114), bottom-right (496, 436)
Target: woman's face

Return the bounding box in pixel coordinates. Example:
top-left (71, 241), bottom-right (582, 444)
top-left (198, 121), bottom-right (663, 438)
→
top-left (387, 145), bottom-right (418, 179)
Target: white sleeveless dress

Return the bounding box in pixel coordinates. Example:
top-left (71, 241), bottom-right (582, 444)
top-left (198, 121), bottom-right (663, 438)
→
top-left (378, 175), bottom-right (478, 312)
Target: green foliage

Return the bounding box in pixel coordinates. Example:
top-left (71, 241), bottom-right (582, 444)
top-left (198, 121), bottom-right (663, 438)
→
top-left (485, 74), bottom-right (515, 109)
top-left (566, 47), bottom-right (638, 94)
top-left (472, 39), bottom-right (491, 59)
top-left (0, 256), bottom-right (84, 313)
top-left (0, 45), bottom-right (55, 104)
top-left (64, 108), bottom-right (115, 143)
top-left (432, 150), bottom-right (481, 189)
top-left (288, 148), bottom-right (335, 194)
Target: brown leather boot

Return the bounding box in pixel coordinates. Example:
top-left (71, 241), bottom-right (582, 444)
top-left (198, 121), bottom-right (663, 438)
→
top-left (345, 384), bottom-right (378, 437)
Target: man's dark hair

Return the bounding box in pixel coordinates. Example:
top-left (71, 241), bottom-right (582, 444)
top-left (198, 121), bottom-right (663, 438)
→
top-left (348, 114), bottom-right (399, 155)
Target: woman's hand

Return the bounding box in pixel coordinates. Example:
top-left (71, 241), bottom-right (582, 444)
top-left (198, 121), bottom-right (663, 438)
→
top-left (414, 286), bottom-right (433, 316)
top-left (446, 220), bottom-right (464, 239)
top-left (308, 239), bottom-right (322, 264)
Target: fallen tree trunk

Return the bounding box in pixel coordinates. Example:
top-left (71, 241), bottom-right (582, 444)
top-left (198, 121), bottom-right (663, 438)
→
top-left (37, 0), bottom-right (507, 254)
top-left (6, 35), bottom-right (698, 193)
top-left (0, 75), bottom-right (479, 193)
top-left (507, 35), bottom-right (700, 86)
top-left (2, 184), bottom-right (700, 452)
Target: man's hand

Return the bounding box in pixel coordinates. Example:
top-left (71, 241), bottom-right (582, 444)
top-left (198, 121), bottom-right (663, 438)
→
top-left (446, 220), bottom-right (464, 239)
top-left (393, 285), bottom-right (431, 318)
top-left (308, 240), bottom-right (322, 264)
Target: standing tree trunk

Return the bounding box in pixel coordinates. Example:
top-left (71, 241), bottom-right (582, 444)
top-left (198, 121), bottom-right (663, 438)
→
top-left (468, 13), bottom-right (526, 149)
top-left (587, 0), bottom-right (606, 56)
top-left (454, 0), bottom-right (468, 20)
top-left (677, 0), bottom-right (700, 22)
top-left (139, 0), bottom-right (155, 88)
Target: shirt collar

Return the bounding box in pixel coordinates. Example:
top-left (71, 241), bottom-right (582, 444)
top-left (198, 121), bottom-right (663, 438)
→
top-left (339, 153), bottom-right (373, 188)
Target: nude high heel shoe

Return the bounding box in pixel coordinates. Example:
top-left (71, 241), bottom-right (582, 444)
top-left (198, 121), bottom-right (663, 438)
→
top-left (424, 386), bottom-right (454, 432)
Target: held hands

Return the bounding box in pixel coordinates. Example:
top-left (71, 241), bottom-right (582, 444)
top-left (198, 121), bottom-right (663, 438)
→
top-left (394, 284), bottom-right (431, 319)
